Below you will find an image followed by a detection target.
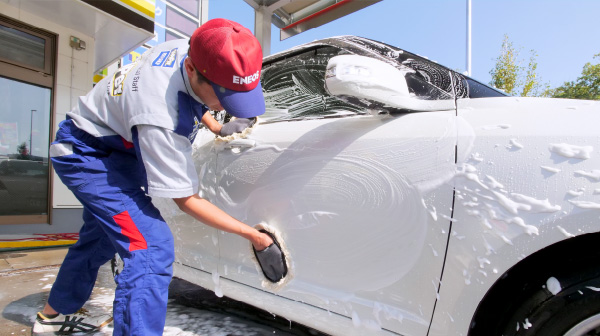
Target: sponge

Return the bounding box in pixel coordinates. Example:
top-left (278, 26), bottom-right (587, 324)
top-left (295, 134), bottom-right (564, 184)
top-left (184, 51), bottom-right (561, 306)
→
top-left (250, 223), bottom-right (293, 291)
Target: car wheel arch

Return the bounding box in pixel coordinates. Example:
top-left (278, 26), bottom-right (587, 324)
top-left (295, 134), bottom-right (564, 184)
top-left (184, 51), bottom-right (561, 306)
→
top-left (468, 232), bottom-right (600, 336)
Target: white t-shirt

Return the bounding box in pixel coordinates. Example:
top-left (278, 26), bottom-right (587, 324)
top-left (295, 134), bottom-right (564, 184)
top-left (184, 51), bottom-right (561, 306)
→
top-left (67, 39), bottom-right (208, 198)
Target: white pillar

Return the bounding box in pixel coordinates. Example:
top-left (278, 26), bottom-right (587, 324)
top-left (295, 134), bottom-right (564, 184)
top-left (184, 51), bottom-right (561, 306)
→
top-left (254, 6), bottom-right (271, 57)
top-left (199, 0), bottom-right (209, 25)
top-left (466, 0), bottom-right (472, 76)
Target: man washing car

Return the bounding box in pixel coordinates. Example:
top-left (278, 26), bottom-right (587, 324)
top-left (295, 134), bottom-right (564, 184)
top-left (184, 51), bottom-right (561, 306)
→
top-left (33, 18), bottom-right (286, 335)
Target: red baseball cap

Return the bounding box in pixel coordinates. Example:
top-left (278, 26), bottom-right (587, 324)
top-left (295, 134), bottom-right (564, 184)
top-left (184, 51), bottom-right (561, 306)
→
top-left (189, 18), bottom-right (265, 118)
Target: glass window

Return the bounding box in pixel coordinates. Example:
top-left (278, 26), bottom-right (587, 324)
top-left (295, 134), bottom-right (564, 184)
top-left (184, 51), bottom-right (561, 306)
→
top-left (0, 15), bottom-right (54, 223)
top-left (0, 19), bottom-right (53, 76)
top-left (169, 0), bottom-right (199, 17)
top-left (338, 37), bottom-right (460, 100)
top-left (261, 46), bottom-right (366, 122)
top-left (0, 76), bottom-right (51, 216)
top-left (260, 37), bottom-right (506, 123)
top-left (342, 37), bottom-right (506, 99)
top-left (165, 31), bottom-right (180, 41)
top-left (0, 24), bottom-right (45, 70)
top-left (166, 7), bottom-right (197, 36)
top-left (464, 77), bottom-right (506, 98)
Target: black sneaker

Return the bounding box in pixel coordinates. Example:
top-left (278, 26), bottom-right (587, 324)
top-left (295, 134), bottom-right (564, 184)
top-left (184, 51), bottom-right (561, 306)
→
top-left (32, 308), bottom-right (113, 335)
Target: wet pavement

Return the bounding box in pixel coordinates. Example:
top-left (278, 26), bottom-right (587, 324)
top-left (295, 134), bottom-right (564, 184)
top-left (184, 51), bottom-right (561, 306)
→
top-left (0, 247), bottom-right (324, 336)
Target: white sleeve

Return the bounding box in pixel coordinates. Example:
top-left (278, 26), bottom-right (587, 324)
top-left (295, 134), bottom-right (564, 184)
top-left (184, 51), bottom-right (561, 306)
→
top-left (136, 125), bottom-right (199, 198)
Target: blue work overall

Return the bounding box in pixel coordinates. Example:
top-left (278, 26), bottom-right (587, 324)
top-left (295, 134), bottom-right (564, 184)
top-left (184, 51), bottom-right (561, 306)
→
top-left (48, 118), bottom-right (174, 336)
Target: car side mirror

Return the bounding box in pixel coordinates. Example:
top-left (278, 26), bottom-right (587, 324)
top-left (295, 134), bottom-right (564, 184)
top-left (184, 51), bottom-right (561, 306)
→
top-left (325, 55), bottom-right (454, 112)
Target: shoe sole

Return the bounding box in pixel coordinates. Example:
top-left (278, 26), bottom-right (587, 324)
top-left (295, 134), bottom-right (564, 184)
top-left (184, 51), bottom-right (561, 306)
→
top-left (32, 317), bottom-right (112, 336)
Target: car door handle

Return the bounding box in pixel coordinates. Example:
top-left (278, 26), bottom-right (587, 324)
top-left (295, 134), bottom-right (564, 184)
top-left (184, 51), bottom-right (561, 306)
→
top-left (225, 139), bottom-right (256, 149)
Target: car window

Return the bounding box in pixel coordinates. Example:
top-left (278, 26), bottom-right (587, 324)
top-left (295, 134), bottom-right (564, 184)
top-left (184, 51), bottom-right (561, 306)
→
top-left (261, 46), bottom-right (367, 122)
top-left (463, 77), bottom-right (506, 98)
top-left (340, 36), bottom-right (505, 99)
top-left (333, 37), bottom-right (460, 100)
top-left (260, 37), bottom-right (505, 123)
top-left (261, 45), bottom-right (452, 123)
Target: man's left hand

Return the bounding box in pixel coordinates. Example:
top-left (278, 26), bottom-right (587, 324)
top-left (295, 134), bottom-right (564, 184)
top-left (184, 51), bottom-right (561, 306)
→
top-left (219, 118), bottom-right (256, 136)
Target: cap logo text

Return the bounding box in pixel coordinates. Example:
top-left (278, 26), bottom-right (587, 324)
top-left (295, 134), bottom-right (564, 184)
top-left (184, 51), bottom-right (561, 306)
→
top-left (233, 71), bottom-right (259, 85)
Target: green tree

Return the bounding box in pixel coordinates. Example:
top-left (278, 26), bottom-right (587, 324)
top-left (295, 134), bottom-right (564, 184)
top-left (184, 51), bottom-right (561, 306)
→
top-left (16, 142), bottom-right (30, 160)
top-left (490, 35), bottom-right (519, 95)
top-left (521, 50), bottom-right (543, 97)
top-left (489, 35), bottom-right (543, 97)
top-left (545, 54), bottom-right (600, 100)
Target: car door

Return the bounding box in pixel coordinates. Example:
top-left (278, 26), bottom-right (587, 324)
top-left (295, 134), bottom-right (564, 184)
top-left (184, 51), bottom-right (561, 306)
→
top-left (431, 96), bottom-right (600, 336)
top-left (153, 129), bottom-right (221, 277)
top-left (213, 45), bottom-right (458, 335)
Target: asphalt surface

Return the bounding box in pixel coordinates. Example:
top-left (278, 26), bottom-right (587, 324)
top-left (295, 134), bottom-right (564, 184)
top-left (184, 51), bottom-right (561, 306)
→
top-left (0, 247), bottom-right (325, 336)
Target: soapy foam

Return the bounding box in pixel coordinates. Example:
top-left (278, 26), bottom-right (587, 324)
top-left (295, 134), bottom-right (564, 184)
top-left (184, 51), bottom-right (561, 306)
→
top-left (508, 139), bottom-right (524, 150)
top-left (510, 194), bottom-right (561, 213)
top-left (574, 170), bottom-right (600, 181)
top-left (214, 117), bottom-right (259, 144)
top-left (481, 124), bottom-right (511, 130)
top-left (549, 143), bottom-right (593, 160)
top-left (541, 166), bottom-right (561, 174)
top-left (569, 200), bottom-right (600, 209)
top-left (546, 277), bottom-right (562, 295)
top-left (557, 226), bottom-right (575, 238)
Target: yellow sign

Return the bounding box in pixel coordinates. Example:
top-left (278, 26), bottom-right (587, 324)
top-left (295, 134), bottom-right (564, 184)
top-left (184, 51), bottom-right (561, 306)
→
top-left (93, 68), bottom-right (108, 85)
top-left (130, 50), bottom-right (142, 63)
top-left (118, 0), bottom-right (155, 19)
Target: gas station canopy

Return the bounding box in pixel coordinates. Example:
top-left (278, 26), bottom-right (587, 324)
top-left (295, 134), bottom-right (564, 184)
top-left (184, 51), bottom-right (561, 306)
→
top-left (243, 0), bottom-right (381, 55)
top-left (1, 0), bottom-right (381, 68)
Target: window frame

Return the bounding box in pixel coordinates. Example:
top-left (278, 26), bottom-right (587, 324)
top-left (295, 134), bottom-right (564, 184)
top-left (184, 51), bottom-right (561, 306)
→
top-left (0, 14), bottom-right (54, 77)
top-left (165, 6), bottom-right (198, 37)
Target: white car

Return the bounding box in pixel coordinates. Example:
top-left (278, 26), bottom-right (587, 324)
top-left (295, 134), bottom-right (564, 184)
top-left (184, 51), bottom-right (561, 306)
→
top-left (155, 36), bottom-right (600, 336)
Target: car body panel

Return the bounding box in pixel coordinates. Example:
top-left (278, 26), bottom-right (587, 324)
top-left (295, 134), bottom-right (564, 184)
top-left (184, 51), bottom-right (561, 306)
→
top-left (429, 97), bottom-right (600, 335)
top-left (211, 110), bottom-right (457, 335)
top-left (173, 262), bottom-right (395, 336)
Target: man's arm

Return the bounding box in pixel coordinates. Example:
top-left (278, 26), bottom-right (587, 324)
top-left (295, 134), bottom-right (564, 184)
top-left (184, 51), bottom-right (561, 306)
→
top-left (201, 111), bottom-right (222, 135)
top-left (134, 125), bottom-right (273, 250)
top-left (173, 194), bottom-right (273, 250)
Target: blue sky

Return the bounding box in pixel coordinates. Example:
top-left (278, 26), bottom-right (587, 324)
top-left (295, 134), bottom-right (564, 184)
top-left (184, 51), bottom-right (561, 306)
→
top-left (209, 0), bottom-right (600, 90)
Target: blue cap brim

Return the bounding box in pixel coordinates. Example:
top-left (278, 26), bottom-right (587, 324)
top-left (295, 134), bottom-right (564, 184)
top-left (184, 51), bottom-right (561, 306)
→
top-left (211, 80), bottom-right (265, 118)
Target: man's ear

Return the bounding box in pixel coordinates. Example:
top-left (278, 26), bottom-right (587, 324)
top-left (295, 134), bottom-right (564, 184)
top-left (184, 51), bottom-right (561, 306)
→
top-left (184, 57), bottom-right (195, 78)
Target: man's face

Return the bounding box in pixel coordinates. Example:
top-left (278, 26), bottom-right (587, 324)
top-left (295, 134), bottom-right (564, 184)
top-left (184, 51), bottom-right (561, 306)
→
top-left (184, 57), bottom-right (224, 111)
